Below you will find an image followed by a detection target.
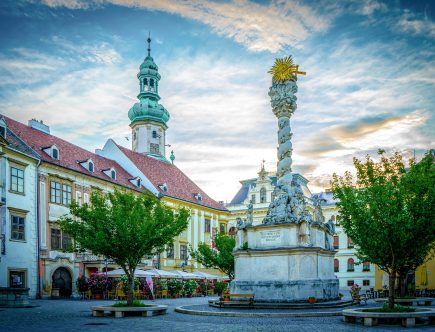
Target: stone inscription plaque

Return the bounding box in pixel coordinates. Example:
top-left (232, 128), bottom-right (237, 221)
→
top-left (260, 230), bottom-right (282, 246)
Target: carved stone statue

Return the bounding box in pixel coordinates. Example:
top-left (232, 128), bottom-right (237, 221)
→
top-left (298, 221), bottom-right (312, 246)
top-left (312, 195), bottom-right (324, 224)
top-left (246, 201), bottom-right (254, 225)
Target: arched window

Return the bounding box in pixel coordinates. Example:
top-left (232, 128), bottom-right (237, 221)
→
top-left (88, 161), bottom-right (94, 173)
top-left (347, 237), bottom-right (354, 248)
top-left (260, 187), bottom-right (267, 203)
top-left (111, 169), bottom-right (116, 180)
top-left (347, 258), bottom-right (355, 272)
top-left (331, 215), bottom-right (335, 221)
top-left (143, 78), bottom-right (148, 90)
top-left (333, 235), bottom-right (339, 249)
top-left (150, 79), bottom-right (154, 91)
top-left (334, 259), bottom-right (339, 272)
top-left (362, 261), bottom-right (370, 272)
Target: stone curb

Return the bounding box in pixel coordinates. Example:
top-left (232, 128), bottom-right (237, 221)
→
top-left (175, 305), bottom-right (343, 318)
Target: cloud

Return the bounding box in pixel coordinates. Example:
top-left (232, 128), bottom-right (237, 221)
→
top-left (38, 0), bottom-right (336, 53)
top-left (395, 9), bottom-right (435, 38)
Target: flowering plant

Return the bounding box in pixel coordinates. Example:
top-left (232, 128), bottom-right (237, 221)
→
top-left (168, 279), bottom-right (183, 297)
top-left (183, 280), bottom-right (199, 296)
top-left (350, 284), bottom-right (361, 296)
top-left (88, 273), bottom-right (112, 292)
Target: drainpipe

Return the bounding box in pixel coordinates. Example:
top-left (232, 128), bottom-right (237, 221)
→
top-left (35, 159), bottom-right (41, 299)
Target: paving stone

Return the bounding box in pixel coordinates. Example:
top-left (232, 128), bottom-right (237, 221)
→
top-left (0, 297), bottom-right (434, 332)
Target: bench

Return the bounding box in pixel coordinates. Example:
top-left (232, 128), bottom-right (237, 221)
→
top-left (91, 305), bottom-right (167, 318)
top-left (218, 293), bottom-right (255, 307)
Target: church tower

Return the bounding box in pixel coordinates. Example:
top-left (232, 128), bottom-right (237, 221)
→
top-left (128, 36), bottom-right (169, 159)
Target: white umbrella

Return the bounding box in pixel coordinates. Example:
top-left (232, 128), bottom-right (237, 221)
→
top-left (192, 271), bottom-right (223, 280)
top-left (106, 268), bottom-right (154, 278)
top-left (147, 268), bottom-right (181, 278)
top-left (173, 270), bottom-right (202, 279)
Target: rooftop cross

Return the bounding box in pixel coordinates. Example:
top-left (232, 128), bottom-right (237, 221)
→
top-left (147, 32), bottom-right (151, 57)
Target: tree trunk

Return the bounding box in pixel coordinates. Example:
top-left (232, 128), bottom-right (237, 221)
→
top-left (388, 270), bottom-right (396, 309)
top-left (127, 273), bottom-right (134, 306)
top-left (399, 273), bottom-right (407, 297)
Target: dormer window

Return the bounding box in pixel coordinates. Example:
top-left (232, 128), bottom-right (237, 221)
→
top-left (194, 193), bottom-right (202, 202)
top-left (158, 183), bottom-right (168, 192)
top-left (102, 168), bottom-right (117, 180)
top-left (79, 159), bottom-right (94, 173)
top-left (129, 177), bottom-right (142, 188)
top-left (0, 118), bottom-right (7, 139)
top-left (42, 144), bottom-right (59, 160)
top-left (52, 146), bottom-right (59, 160)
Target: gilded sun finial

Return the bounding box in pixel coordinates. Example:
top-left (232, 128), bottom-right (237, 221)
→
top-left (268, 56), bottom-right (306, 82)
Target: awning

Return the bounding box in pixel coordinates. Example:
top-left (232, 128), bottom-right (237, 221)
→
top-left (146, 269), bottom-right (181, 278)
top-left (173, 270), bottom-right (202, 279)
top-left (191, 271), bottom-right (223, 280)
top-left (105, 268), bottom-right (154, 278)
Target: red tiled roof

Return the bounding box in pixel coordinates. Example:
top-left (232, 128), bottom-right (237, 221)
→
top-left (116, 144), bottom-right (227, 212)
top-left (4, 116), bottom-right (142, 192)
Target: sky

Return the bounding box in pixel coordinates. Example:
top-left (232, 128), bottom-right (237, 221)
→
top-left (0, 0), bottom-right (434, 203)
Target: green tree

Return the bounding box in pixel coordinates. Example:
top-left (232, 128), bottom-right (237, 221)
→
top-left (59, 190), bottom-right (189, 305)
top-left (332, 150), bottom-right (435, 308)
top-left (190, 233), bottom-right (235, 279)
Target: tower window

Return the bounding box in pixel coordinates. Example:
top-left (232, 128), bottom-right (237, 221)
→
top-left (152, 130), bottom-right (157, 138)
top-left (88, 161), bottom-right (94, 172)
top-left (150, 143), bottom-right (159, 154)
top-left (260, 187), bottom-right (267, 203)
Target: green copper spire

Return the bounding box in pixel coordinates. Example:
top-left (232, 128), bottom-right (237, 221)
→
top-left (128, 35), bottom-right (170, 126)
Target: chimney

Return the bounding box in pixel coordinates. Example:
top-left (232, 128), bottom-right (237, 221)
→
top-left (28, 119), bottom-right (50, 134)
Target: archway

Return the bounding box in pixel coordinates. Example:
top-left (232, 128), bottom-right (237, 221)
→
top-left (52, 267), bottom-right (72, 297)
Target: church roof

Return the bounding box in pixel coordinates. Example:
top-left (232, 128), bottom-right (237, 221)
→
top-left (115, 143), bottom-right (227, 211)
top-left (3, 116), bottom-right (143, 192)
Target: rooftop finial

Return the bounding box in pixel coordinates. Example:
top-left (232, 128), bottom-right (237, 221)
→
top-left (147, 32), bottom-right (151, 57)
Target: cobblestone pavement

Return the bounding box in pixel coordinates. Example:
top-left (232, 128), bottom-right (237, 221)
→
top-left (1, 297), bottom-right (434, 332)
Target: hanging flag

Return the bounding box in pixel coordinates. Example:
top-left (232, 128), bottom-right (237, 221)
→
top-left (146, 276), bottom-right (154, 299)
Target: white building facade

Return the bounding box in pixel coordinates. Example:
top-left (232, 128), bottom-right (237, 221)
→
top-left (0, 118), bottom-right (40, 298)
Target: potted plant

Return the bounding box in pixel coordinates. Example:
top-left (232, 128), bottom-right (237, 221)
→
top-left (168, 279), bottom-right (183, 298)
top-left (88, 273), bottom-right (112, 299)
top-left (214, 281), bottom-right (228, 297)
top-left (183, 280), bottom-right (199, 297)
top-left (308, 296), bottom-right (316, 304)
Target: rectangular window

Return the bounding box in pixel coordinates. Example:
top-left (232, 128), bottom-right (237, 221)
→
top-left (84, 193), bottom-right (89, 204)
top-left (9, 270), bottom-right (26, 288)
top-left (51, 228), bottom-right (61, 249)
top-left (150, 143), bottom-right (159, 154)
top-left (219, 223), bottom-right (226, 234)
top-left (76, 191), bottom-right (82, 206)
top-left (10, 167), bottom-right (24, 193)
top-left (11, 215), bottom-right (25, 241)
top-left (62, 184), bottom-right (72, 206)
top-left (50, 181), bottom-right (61, 204)
top-left (180, 244), bottom-right (188, 260)
top-left (347, 280), bottom-right (354, 287)
top-left (166, 244), bottom-right (174, 259)
top-left (61, 232), bottom-right (72, 249)
top-left (204, 219), bottom-right (211, 233)
top-left (251, 194), bottom-right (256, 204)
top-left (363, 280), bottom-right (370, 286)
